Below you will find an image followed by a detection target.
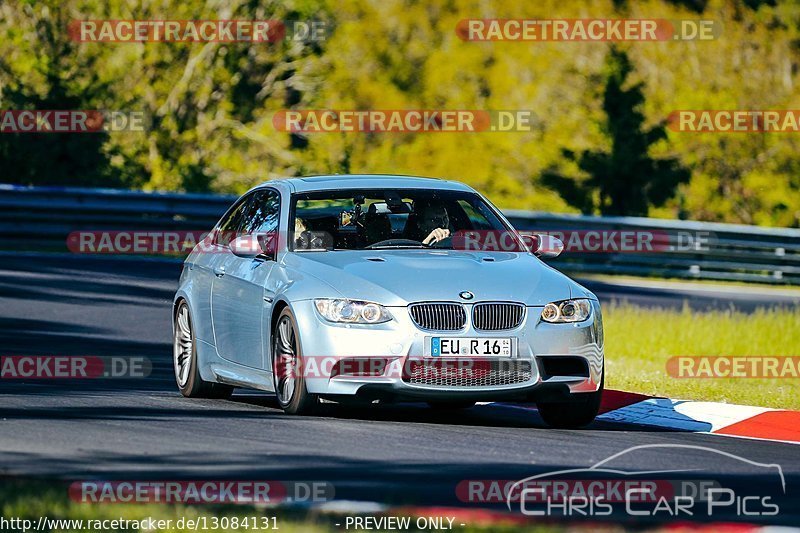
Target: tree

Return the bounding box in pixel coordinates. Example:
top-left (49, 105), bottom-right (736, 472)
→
top-left (0, 0), bottom-right (329, 192)
top-left (0, 2), bottom-right (121, 188)
top-left (542, 47), bottom-right (690, 217)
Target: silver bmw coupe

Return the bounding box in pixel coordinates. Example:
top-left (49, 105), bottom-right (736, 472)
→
top-left (173, 175), bottom-right (604, 428)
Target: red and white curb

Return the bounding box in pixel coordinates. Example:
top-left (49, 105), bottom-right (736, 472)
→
top-left (489, 390), bottom-right (800, 445)
top-left (597, 390), bottom-right (800, 444)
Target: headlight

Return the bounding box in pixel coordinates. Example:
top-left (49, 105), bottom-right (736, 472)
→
top-left (541, 299), bottom-right (591, 323)
top-left (314, 299), bottom-right (393, 324)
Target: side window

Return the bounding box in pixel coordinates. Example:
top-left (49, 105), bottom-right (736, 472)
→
top-left (214, 195), bottom-right (254, 247)
top-left (242, 189), bottom-right (281, 257)
top-left (242, 189), bottom-right (280, 235)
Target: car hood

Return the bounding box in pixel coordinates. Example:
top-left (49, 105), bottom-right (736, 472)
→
top-left (282, 249), bottom-right (579, 306)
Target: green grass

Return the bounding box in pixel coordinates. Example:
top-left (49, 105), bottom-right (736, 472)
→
top-left (604, 303), bottom-right (800, 409)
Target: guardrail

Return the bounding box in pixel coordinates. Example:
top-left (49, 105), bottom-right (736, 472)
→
top-left (504, 211), bottom-right (800, 285)
top-left (2, 183), bottom-right (799, 285)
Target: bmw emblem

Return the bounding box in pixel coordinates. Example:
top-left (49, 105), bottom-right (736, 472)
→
top-left (459, 291), bottom-right (474, 300)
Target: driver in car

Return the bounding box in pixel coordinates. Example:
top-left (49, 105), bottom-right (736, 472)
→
top-left (417, 202), bottom-right (450, 245)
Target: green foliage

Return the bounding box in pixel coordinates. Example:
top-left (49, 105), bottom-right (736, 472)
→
top-left (0, 0), bottom-right (798, 226)
top-left (543, 47), bottom-right (691, 216)
top-left (0, 1), bottom-right (119, 187)
top-left (0, 0), bottom-right (331, 193)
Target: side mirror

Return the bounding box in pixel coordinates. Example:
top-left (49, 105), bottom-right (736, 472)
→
top-left (230, 235), bottom-right (262, 258)
top-left (533, 234), bottom-right (564, 259)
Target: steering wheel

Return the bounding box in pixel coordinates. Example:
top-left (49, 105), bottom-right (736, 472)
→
top-left (425, 236), bottom-right (452, 248)
top-left (364, 238), bottom-right (424, 249)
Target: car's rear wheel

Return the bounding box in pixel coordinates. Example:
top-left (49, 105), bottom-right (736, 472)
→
top-left (272, 308), bottom-right (318, 415)
top-left (173, 301), bottom-right (234, 399)
top-left (536, 374), bottom-right (603, 429)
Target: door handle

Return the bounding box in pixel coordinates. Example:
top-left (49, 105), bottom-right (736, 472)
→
top-left (214, 266), bottom-right (226, 277)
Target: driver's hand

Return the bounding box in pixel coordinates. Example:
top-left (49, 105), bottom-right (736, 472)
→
top-left (422, 228), bottom-right (450, 245)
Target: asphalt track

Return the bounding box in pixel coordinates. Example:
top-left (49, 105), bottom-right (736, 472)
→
top-left (1, 255), bottom-right (799, 526)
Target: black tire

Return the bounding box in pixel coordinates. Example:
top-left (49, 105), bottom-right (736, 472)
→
top-left (272, 307), bottom-right (318, 415)
top-left (427, 401), bottom-right (476, 410)
top-left (173, 301), bottom-right (234, 399)
top-left (536, 374), bottom-right (603, 429)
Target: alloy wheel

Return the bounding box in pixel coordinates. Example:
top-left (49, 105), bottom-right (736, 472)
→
top-left (174, 304), bottom-right (193, 387)
top-left (273, 315), bottom-right (298, 405)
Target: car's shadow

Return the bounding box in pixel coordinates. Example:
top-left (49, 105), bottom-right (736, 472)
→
top-left (229, 392), bottom-right (674, 432)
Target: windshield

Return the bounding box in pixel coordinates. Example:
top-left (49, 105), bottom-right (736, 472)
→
top-left (290, 188), bottom-right (511, 251)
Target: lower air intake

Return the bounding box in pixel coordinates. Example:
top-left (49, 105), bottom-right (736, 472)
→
top-left (403, 359), bottom-right (532, 388)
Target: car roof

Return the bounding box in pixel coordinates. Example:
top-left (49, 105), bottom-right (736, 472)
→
top-left (253, 174), bottom-right (475, 194)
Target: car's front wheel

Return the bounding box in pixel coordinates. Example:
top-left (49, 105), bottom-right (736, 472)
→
top-left (173, 301), bottom-right (233, 399)
top-left (272, 308), bottom-right (318, 415)
top-left (536, 374), bottom-right (603, 429)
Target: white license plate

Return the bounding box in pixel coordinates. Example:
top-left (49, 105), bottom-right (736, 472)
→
top-left (429, 337), bottom-right (514, 357)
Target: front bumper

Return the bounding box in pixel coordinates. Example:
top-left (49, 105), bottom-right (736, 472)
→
top-left (290, 299), bottom-right (604, 402)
